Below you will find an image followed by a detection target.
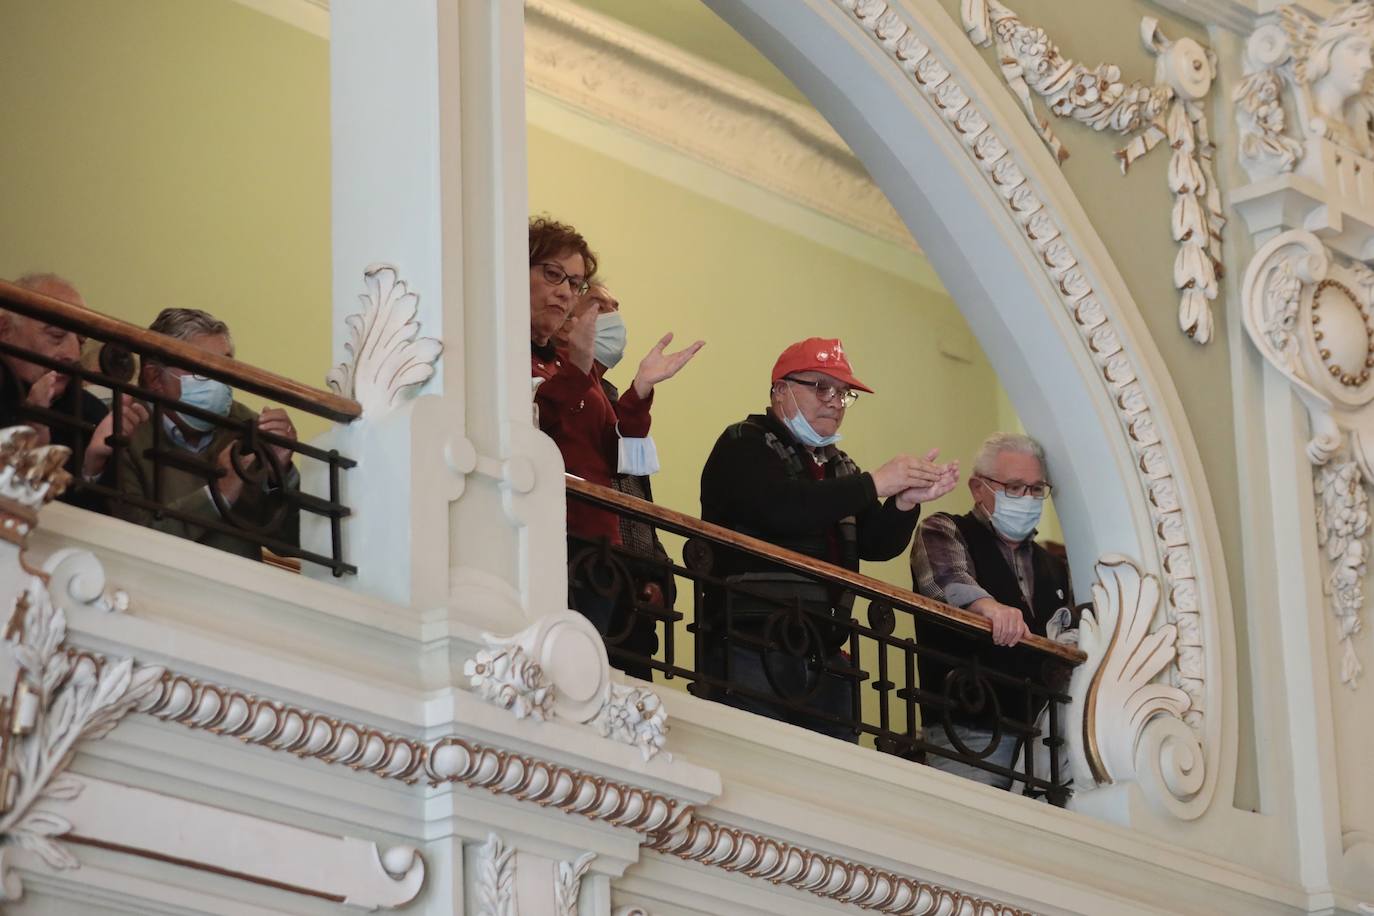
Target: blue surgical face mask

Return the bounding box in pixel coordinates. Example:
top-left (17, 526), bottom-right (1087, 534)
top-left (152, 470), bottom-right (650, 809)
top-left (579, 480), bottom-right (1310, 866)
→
top-left (781, 386), bottom-right (841, 448)
top-left (177, 374), bottom-right (233, 431)
top-left (989, 489), bottom-right (1043, 542)
top-left (594, 311), bottom-right (627, 370)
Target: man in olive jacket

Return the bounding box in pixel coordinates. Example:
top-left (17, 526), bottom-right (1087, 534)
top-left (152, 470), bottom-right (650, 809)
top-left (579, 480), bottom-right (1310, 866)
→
top-left (698, 337), bottom-right (958, 741)
top-left (115, 308), bottom-right (299, 561)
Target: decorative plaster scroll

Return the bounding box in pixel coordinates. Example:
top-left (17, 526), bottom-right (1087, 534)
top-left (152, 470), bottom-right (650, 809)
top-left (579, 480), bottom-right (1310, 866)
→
top-left (464, 645), bottom-right (554, 722)
top-left (0, 428), bottom-right (165, 901)
top-left (644, 817), bottom-right (1031, 916)
top-left (477, 833), bottom-right (517, 916)
top-left (41, 549), bottom-right (128, 615)
top-left (831, 0), bottom-right (1217, 816)
top-left (1073, 556), bottom-right (1206, 818)
top-left (612, 908), bottom-right (650, 916)
top-left (554, 850), bottom-right (596, 916)
top-left (962, 1), bottom-right (1225, 343)
top-left (463, 611), bottom-right (670, 760)
top-left (1242, 228), bottom-right (1374, 686)
top-left (524, 0), bottom-right (914, 249)
top-left (326, 264), bottom-right (442, 418)
top-left (0, 578), bottom-right (164, 898)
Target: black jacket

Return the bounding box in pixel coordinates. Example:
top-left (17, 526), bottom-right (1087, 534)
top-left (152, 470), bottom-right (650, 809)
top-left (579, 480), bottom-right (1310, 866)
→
top-left (0, 362), bottom-right (109, 511)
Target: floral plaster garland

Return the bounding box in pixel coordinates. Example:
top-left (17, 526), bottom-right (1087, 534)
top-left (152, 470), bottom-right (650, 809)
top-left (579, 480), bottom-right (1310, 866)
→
top-left (961, 0), bottom-right (1225, 343)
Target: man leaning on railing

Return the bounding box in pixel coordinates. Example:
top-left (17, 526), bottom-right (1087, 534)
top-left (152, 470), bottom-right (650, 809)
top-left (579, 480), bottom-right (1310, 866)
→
top-left (698, 337), bottom-right (959, 742)
top-left (0, 273), bottom-right (149, 510)
top-left (113, 308), bottom-right (301, 561)
top-left (910, 432), bottom-right (1076, 789)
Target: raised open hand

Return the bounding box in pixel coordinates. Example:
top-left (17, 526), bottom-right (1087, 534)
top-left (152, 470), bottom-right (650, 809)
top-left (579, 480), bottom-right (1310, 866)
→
top-left (631, 332), bottom-right (705, 399)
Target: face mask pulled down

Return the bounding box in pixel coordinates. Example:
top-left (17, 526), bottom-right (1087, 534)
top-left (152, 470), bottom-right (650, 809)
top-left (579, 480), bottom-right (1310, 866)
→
top-left (177, 375), bottom-right (234, 431)
top-left (593, 312), bottom-right (627, 370)
top-left (781, 385), bottom-right (841, 448)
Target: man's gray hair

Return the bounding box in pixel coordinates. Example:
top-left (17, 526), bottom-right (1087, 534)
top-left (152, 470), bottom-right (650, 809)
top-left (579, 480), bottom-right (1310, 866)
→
top-left (973, 432), bottom-right (1047, 479)
top-left (148, 307), bottom-right (233, 348)
top-left (13, 272), bottom-right (78, 295)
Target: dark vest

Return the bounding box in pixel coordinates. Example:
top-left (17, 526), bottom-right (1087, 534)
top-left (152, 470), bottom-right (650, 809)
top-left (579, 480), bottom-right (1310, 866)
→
top-left (915, 512), bottom-right (1069, 729)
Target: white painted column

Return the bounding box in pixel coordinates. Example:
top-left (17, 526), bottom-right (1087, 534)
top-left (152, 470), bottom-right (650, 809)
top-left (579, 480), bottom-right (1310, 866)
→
top-left (321, 1), bottom-right (567, 626)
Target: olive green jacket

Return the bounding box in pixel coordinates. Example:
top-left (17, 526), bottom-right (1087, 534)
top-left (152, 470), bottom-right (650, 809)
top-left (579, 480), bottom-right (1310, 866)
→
top-left (112, 402), bottom-right (300, 561)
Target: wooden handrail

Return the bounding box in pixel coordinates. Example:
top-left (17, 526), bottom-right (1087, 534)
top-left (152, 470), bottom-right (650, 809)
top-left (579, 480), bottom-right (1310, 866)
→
top-left (0, 280), bottom-right (361, 423)
top-left (566, 475), bottom-right (1087, 665)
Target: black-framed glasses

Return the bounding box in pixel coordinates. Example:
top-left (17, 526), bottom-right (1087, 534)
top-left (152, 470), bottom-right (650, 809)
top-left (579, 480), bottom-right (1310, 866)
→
top-left (534, 262), bottom-right (590, 296)
top-left (786, 376), bottom-right (859, 408)
top-left (976, 474), bottom-right (1052, 499)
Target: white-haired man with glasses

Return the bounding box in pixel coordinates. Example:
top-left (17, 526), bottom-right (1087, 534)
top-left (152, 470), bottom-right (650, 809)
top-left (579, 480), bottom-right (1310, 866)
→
top-left (909, 431), bottom-right (1074, 788)
top-left (699, 337), bottom-right (958, 741)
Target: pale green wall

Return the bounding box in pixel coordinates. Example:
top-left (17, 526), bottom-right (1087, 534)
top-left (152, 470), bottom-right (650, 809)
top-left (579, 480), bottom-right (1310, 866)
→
top-left (0, 0), bottom-right (331, 433)
top-left (528, 124), bottom-right (1021, 596)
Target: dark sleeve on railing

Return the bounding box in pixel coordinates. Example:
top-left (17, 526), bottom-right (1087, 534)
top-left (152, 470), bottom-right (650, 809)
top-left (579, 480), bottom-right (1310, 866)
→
top-left (700, 431), bottom-right (878, 535)
top-left (854, 495), bottom-right (920, 562)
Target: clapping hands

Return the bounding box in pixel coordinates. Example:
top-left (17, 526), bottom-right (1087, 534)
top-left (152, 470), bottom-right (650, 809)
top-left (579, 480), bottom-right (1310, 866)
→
top-left (872, 448), bottom-right (960, 510)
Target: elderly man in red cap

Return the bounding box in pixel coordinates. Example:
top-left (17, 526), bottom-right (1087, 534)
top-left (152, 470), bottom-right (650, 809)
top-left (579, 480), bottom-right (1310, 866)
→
top-left (698, 337), bottom-right (958, 741)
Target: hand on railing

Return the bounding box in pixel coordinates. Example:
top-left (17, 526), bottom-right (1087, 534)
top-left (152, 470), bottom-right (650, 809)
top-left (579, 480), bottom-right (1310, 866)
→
top-left (256, 407), bottom-right (298, 470)
top-left (969, 596), bottom-right (1032, 646)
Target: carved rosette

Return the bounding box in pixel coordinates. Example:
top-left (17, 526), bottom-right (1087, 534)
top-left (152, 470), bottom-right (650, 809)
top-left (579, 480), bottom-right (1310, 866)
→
top-left (1242, 229), bottom-right (1374, 687)
top-left (326, 264), bottom-right (443, 418)
top-left (962, 0), bottom-right (1224, 343)
top-left (462, 611), bottom-right (670, 760)
top-left (832, 0), bottom-right (1219, 818)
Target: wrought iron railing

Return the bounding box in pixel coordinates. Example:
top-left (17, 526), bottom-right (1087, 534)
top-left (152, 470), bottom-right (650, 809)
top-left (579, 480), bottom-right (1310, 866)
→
top-left (0, 280), bottom-right (359, 575)
top-left (566, 476), bottom-right (1086, 804)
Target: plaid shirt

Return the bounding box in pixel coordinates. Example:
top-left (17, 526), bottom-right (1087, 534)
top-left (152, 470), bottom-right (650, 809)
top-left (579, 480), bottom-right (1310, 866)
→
top-left (910, 507), bottom-right (1037, 609)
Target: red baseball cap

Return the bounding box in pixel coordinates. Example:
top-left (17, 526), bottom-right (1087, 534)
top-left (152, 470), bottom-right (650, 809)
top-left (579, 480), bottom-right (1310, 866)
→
top-left (771, 337), bottom-right (874, 393)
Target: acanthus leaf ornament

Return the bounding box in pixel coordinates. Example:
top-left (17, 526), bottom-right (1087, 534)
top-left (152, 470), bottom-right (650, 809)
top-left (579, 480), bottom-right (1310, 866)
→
top-left (476, 832), bottom-right (517, 916)
top-left (1242, 228), bottom-right (1374, 687)
top-left (961, 1), bottom-right (1224, 343)
top-left (554, 850), bottom-right (596, 916)
top-left (326, 264), bottom-right (443, 418)
top-left (0, 578), bottom-right (164, 898)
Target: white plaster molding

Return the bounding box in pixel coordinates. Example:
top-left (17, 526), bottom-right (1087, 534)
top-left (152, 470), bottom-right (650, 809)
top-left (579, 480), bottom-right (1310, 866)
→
top-left (1241, 228), bottom-right (1374, 686)
top-left (463, 611), bottom-right (670, 760)
top-left (523, 0), bottom-right (915, 249)
top-left (126, 663), bottom-right (1036, 914)
top-left (1072, 556), bottom-right (1206, 819)
top-left (829, 0), bottom-right (1219, 818)
top-left (477, 833), bottom-right (517, 916)
top-left (42, 775), bottom-right (424, 910)
top-left (611, 908), bottom-right (650, 916)
top-left (0, 427), bottom-right (72, 525)
top-left (645, 815), bottom-right (1031, 916)
top-left (962, 1), bottom-right (1225, 343)
top-left (326, 264), bottom-right (443, 418)
top-left (554, 850), bottom-right (596, 916)
top-left (0, 578), bottom-right (163, 901)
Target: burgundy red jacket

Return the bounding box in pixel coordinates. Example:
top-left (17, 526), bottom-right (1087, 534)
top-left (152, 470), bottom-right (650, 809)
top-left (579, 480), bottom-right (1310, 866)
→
top-left (532, 341), bottom-right (653, 544)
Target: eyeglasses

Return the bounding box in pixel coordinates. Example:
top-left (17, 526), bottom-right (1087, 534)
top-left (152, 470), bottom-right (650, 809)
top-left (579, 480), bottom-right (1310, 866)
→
top-left (786, 376), bottom-right (860, 408)
top-left (534, 262), bottom-right (589, 296)
top-left (977, 475), bottom-right (1052, 500)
